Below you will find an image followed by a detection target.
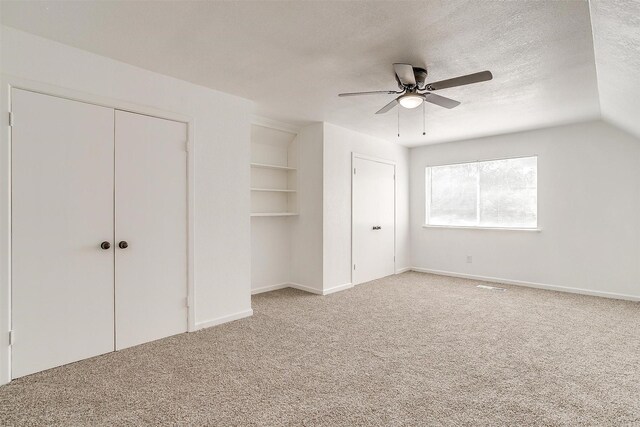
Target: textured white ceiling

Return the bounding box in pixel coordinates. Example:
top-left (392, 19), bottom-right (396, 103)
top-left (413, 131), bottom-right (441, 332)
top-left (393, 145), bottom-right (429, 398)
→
top-left (590, 0), bottom-right (640, 139)
top-left (1, 1), bottom-right (603, 146)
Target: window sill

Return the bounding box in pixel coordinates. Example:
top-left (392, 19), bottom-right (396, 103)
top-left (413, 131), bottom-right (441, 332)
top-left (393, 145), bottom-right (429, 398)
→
top-left (422, 225), bottom-right (542, 232)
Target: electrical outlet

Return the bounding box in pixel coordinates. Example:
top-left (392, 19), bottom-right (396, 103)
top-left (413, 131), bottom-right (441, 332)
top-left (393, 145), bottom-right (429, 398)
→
top-left (466, 255), bottom-right (473, 263)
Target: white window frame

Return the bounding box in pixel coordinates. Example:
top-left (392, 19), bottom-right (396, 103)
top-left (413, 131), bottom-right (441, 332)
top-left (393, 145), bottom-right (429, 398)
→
top-left (424, 156), bottom-right (541, 231)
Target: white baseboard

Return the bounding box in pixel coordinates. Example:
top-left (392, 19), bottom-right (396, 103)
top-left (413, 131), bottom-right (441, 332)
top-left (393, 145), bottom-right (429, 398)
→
top-left (252, 282), bottom-right (353, 296)
top-left (251, 283), bottom-right (290, 295)
top-left (322, 282), bottom-right (353, 295)
top-left (288, 282), bottom-right (324, 295)
top-left (194, 309), bottom-right (254, 330)
top-left (395, 267), bottom-right (412, 274)
top-left (410, 267), bottom-right (640, 302)
top-left (289, 282), bottom-right (353, 295)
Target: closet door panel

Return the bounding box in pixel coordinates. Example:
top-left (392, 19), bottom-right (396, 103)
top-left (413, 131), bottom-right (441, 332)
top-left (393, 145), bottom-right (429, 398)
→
top-left (11, 89), bottom-right (115, 378)
top-left (352, 157), bottom-right (395, 285)
top-left (114, 111), bottom-right (188, 350)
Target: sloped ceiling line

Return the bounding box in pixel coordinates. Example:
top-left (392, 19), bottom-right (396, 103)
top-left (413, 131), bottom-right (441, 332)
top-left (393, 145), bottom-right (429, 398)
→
top-left (589, 0), bottom-right (640, 139)
top-left (1, 0), bottom-right (638, 144)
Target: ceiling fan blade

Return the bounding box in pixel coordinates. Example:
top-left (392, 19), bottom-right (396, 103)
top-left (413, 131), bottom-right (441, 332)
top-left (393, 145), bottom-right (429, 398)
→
top-left (338, 90), bottom-right (398, 97)
top-left (423, 93), bottom-right (461, 109)
top-left (375, 98), bottom-right (399, 114)
top-left (426, 70), bottom-right (493, 91)
top-left (393, 63), bottom-right (416, 86)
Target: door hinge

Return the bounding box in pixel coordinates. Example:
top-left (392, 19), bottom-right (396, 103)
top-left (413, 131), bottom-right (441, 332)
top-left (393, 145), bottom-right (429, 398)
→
top-left (353, 264), bottom-right (356, 270)
top-left (184, 297), bottom-right (189, 308)
top-left (8, 112), bottom-right (14, 127)
top-left (8, 330), bottom-right (14, 346)
top-left (353, 168), bottom-right (356, 175)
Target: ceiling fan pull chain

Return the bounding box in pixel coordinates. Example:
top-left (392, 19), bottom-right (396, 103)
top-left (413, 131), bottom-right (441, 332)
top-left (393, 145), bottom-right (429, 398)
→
top-left (397, 106), bottom-right (400, 138)
top-left (423, 101), bottom-right (426, 136)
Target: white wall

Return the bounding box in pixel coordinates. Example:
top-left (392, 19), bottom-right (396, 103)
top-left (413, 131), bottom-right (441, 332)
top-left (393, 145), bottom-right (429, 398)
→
top-left (251, 218), bottom-right (291, 290)
top-left (323, 123), bottom-right (410, 291)
top-left (290, 123), bottom-right (324, 292)
top-left (0, 26), bottom-right (253, 384)
top-left (410, 120), bottom-right (640, 299)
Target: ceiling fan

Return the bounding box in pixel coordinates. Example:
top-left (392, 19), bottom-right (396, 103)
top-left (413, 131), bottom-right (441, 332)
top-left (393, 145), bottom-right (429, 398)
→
top-left (338, 64), bottom-right (493, 114)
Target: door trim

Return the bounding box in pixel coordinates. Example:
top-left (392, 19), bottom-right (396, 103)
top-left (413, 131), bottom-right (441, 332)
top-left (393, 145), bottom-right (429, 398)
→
top-left (350, 152), bottom-right (396, 286)
top-left (1, 77), bottom-right (196, 384)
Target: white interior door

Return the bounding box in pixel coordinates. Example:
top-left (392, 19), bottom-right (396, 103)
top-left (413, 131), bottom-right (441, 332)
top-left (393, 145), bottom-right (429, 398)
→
top-left (11, 89), bottom-right (115, 378)
top-left (114, 110), bottom-right (188, 350)
top-left (352, 156), bottom-right (395, 285)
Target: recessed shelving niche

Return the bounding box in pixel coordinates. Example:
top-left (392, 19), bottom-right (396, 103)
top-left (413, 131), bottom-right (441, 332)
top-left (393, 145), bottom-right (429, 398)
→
top-left (250, 123), bottom-right (298, 217)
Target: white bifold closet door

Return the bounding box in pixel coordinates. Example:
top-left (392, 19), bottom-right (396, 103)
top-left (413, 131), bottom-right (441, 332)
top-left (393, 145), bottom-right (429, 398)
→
top-left (352, 157), bottom-right (395, 285)
top-left (11, 89), bottom-right (116, 378)
top-left (114, 111), bottom-right (188, 350)
top-left (11, 90), bottom-right (188, 378)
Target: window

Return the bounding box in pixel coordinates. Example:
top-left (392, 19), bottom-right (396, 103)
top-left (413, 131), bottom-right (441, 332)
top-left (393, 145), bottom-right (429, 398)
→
top-left (425, 156), bottom-right (537, 229)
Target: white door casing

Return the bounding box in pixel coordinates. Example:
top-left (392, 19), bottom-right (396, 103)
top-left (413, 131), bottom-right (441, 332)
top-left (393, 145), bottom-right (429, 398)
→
top-left (114, 110), bottom-right (188, 350)
top-left (352, 155), bottom-right (396, 286)
top-left (11, 89), bottom-right (116, 378)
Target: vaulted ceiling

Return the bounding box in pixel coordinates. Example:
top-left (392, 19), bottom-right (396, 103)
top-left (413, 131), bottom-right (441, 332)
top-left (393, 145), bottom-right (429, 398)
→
top-left (1, 1), bottom-right (638, 146)
top-left (589, 0), bottom-right (640, 140)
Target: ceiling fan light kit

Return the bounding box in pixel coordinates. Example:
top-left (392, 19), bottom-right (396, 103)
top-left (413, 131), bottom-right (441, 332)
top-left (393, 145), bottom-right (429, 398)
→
top-left (398, 93), bottom-right (424, 109)
top-left (338, 63), bottom-right (493, 134)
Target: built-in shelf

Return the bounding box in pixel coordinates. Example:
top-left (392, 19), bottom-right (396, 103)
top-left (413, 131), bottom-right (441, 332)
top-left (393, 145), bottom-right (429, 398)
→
top-left (250, 162), bottom-right (297, 171)
top-left (251, 212), bottom-right (299, 217)
top-left (251, 188), bottom-right (296, 193)
top-left (250, 122), bottom-right (298, 218)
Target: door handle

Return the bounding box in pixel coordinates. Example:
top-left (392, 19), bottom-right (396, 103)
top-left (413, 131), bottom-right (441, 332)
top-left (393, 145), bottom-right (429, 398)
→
top-left (372, 226), bottom-right (382, 230)
top-left (118, 241), bottom-right (129, 249)
top-left (100, 241), bottom-right (111, 250)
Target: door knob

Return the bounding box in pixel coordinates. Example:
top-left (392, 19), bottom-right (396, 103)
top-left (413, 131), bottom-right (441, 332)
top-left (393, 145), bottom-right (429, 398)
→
top-left (100, 241), bottom-right (111, 250)
top-left (118, 241), bottom-right (128, 249)
top-left (372, 226), bottom-right (382, 230)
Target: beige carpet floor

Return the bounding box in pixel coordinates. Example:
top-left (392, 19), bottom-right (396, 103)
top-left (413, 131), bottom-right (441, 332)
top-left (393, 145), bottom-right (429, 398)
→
top-left (1, 271), bottom-right (639, 426)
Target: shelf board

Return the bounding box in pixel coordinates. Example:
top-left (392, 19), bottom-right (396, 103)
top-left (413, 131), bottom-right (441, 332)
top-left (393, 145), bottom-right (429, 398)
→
top-left (251, 188), bottom-right (297, 193)
top-left (251, 212), bottom-right (299, 217)
top-left (250, 162), bottom-right (297, 171)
